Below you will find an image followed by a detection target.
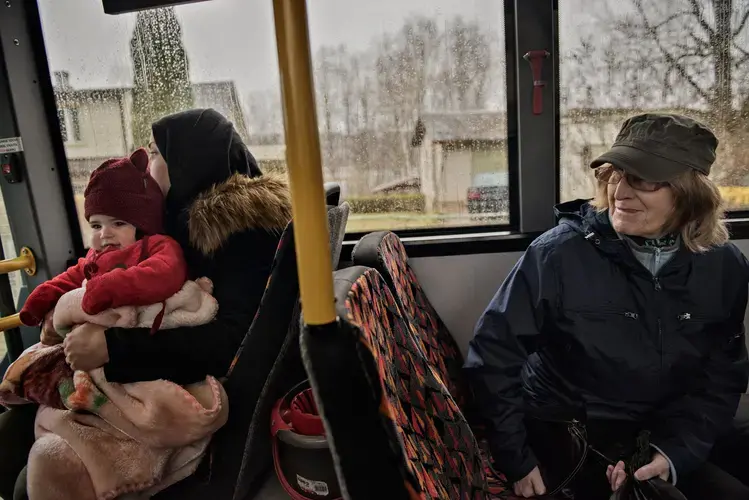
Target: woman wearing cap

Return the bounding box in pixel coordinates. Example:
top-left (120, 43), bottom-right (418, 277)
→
top-left (465, 113), bottom-right (749, 499)
top-left (0, 109), bottom-right (292, 499)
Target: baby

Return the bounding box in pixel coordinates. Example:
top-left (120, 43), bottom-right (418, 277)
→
top-left (0, 149), bottom-right (217, 409)
top-left (19, 148), bottom-right (217, 339)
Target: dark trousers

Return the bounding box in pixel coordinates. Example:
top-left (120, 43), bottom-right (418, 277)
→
top-left (527, 397), bottom-right (749, 500)
top-left (0, 405), bottom-right (36, 500)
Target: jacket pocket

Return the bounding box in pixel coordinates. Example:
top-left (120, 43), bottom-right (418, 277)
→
top-left (567, 307), bottom-right (639, 320)
top-left (676, 312), bottom-right (722, 324)
top-left (672, 312), bottom-right (728, 354)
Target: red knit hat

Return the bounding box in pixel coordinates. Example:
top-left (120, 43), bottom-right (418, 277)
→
top-left (84, 148), bottom-right (164, 235)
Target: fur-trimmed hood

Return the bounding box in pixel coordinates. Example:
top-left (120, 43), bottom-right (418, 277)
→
top-left (187, 173), bottom-right (292, 255)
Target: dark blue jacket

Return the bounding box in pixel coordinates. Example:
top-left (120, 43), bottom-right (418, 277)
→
top-left (464, 200), bottom-right (749, 482)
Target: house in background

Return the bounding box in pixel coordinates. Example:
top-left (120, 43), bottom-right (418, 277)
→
top-left (52, 71), bottom-right (248, 192)
top-left (410, 109), bottom-right (684, 208)
top-left (411, 111), bottom-right (508, 213)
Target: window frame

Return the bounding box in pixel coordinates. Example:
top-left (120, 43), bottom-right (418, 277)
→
top-left (0, 0), bottom-right (84, 362)
top-left (36, 0), bottom-right (528, 254)
top-left (14, 0), bottom-right (749, 272)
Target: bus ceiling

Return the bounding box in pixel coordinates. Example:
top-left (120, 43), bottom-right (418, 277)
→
top-left (102, 0), bottom-right (213, 15)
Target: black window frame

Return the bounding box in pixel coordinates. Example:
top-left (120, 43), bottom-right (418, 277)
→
top-left (28, 0), bottom-right (534, 256)
top-left (0, 0), bottom-right (84, 363)
top-left (9, 0), bottom-right (749, 273)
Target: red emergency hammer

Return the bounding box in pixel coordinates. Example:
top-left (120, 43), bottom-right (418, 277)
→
top-left (523, 50), bottom-right (550, 115)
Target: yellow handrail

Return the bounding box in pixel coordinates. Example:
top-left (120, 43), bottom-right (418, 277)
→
top-left (0, 247), bottom-right (36, 276)
top-left (272, 0), bottom-right (335, 326)
top-left (0, 313), bottom-right (21, 332)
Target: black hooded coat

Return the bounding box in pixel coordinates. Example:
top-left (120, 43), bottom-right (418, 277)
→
top-left (103, 109), bottom-right (292, 385)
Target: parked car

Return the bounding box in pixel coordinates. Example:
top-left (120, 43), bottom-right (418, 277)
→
top-left (467, 185), bottom-right (509, 215)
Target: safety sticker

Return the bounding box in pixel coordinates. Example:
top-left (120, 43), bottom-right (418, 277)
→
top-left (0, 137), bottom-right (23, 154)
top-left (296, 474), bottom-right (330, 496)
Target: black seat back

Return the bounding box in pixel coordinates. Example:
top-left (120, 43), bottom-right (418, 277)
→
top-left (232, 202), bottom-right (349, 499)
top-left (301, 265), bottom-right (488, 500)
top-left (154, 196), bottom-right (349, 500)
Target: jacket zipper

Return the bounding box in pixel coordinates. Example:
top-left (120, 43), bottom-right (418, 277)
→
top-left (569, 308), bottom-right (638, 319)
top-left (654, 275), bottom-right (663, 393)
top-left (677, 312), bottom-right (719, 323)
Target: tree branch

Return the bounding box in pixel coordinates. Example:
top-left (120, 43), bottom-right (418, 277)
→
top-left (631, 0), bottom-right (711, 102)
top-left (733, 8), bottom-right (749, 38)
top-left (733, 42), bottom-right (749, 67)
top-left (686, 0), bottom-right (716, 41)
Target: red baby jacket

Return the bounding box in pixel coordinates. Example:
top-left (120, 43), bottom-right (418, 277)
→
top-left (20, 235), bottom-right (187, 327)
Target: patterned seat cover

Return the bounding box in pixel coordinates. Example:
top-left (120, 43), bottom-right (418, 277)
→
top-left (301, 266), bottom-right (488, 500)
top-left (353, 231), bottom-right (523, 499)
top-left (352, 231), bottom-right (468, 410)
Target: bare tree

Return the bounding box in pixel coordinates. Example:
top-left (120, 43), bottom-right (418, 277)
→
top-left (564, 0), bottom-right (749, 182)
top-left (439, 16), bottom-right (492, 110)
top-left (375, 17), bottom-right (447, 177)
top-left (245, 89), bottom-right (284, 144)
top-left (305, 14), bottom-right (495, 190)
top-left (314, 46), bottom-right (338, 172)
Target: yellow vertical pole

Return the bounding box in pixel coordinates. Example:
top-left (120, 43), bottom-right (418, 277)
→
top-left (272, 0), bottom-right (336, 325)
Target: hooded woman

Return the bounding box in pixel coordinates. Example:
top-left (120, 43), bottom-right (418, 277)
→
top-left (61, 108), bottom-right (292, 383)
top-left (0, 109), bottom-right (292, 499)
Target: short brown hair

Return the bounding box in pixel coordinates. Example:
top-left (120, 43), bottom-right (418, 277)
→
top-left (591, 164), bottom-right (729, 253)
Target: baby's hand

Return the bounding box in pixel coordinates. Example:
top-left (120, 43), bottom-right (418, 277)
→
top-left (40, 311), bottom-right (62, 346)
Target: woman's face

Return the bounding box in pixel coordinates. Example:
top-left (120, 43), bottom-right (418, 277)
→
top-left (147, 139), bottom-right (171, 197)
top-left (605, 167), bottom-right (676, 238)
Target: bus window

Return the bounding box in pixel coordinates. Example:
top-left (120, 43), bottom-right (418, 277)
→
top-left (37, 0), bottom-right (510, 246)
top-left (307, 2), bottom-right (510, 232)
top-left (558, 1), bottom-right (749, 209)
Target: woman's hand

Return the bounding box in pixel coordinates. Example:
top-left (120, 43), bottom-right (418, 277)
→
top-left (63, 323), bottom-right (109, 371)
top-left (514, 466), bottom-right (546, 498)
top-left (607, 452), bottom-right (670, 491)
top-left (634, 452), bottom-right (670, 482)
top-left (606, 460), bottom-right (627, 491)
top-left (40, 311), bottom-right (62, 346)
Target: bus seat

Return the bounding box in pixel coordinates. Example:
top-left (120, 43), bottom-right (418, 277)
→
top-left (352, 231), bottom-right (467, 409)
top-left (352, 231), bottom-right (515, 498)
top-left (153, 202), bottom-right (350, 500)
top-left (300, 265), bottom-right (489, 499)
top-left (233, 201), bottom-right (349, 500)
top-left (324, 182), bottom-right (341, 207)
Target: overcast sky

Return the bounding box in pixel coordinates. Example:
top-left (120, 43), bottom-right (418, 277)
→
top-left (36, 0), bottom-right (602, 103)
top-left (37, 0), bottom-right (491, 88)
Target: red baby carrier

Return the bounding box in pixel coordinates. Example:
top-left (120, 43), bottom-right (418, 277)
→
top-left (270, 380), bottom-right (341, 499)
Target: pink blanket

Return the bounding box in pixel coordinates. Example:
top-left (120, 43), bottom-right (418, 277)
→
top-left (0, 277), bottom-right (226, 499)
top-left (0, 278), bottom-right (218, 409)
top-left (28, 371), bottom-right (228, 499)
top-left (53, 277), bottom-right (218, 336)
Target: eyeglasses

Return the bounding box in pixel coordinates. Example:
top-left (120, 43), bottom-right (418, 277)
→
top-left (596, 166), bottom-right (667, 192)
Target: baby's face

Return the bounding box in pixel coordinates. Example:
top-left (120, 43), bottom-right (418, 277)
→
top-left (89, 215), bottom-right (137, 251)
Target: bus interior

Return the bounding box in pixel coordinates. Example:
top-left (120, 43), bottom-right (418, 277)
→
top-left (1, 0), bottom-right (749, 499)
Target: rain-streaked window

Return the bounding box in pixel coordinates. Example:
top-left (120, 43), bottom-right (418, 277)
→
top-left (36, 0), bottom-right (509, 244)
top-left (559, 0), bottom-right (749, 209)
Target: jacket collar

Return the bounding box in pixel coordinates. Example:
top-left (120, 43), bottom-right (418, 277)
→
top-left (184, 172), bottom-right (292, 256)
top-left (555, 199), bottom-right (691, 276)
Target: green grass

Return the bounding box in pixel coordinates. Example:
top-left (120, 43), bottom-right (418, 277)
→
top-left (346, 212), bottom-right (508, 232)
top-left (346, 213), bottom-right (448, 232)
